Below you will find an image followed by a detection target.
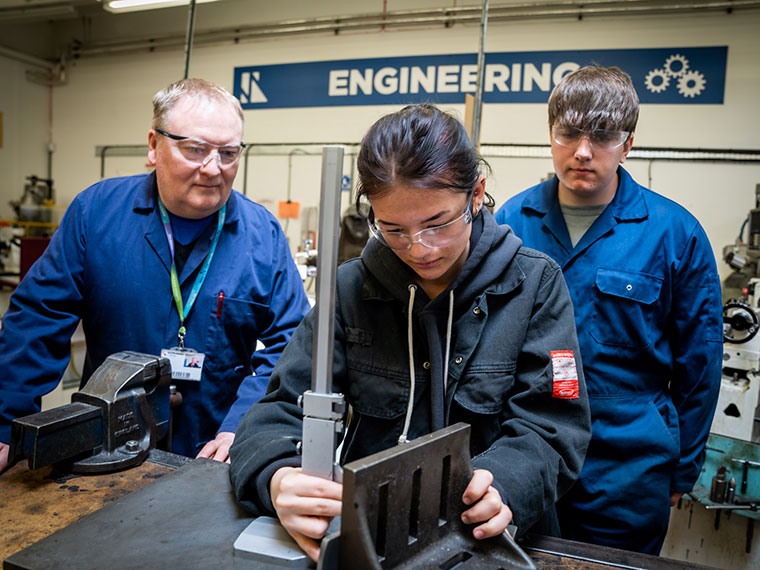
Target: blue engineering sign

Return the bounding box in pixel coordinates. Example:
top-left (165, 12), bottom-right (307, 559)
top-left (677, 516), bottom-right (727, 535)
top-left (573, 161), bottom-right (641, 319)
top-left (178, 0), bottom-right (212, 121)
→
top-left (233, 46), bottom-right (727, 109)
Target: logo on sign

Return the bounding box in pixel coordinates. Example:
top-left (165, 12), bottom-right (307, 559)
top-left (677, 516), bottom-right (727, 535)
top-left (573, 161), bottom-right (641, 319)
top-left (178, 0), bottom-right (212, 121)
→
top-left (644, 53), bottom-right (706, 99)
top-left (238, 71), bottom-right (268, 104)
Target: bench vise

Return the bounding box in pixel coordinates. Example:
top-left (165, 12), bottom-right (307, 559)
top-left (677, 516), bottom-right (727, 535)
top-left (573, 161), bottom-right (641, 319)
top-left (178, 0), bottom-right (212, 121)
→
top-left (8, 351), bottom-right (171, 473)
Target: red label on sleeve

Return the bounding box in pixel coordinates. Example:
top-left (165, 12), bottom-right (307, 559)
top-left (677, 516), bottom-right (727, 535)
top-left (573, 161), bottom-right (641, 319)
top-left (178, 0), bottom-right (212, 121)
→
top-left (550, 350), bottom-right (579, 399)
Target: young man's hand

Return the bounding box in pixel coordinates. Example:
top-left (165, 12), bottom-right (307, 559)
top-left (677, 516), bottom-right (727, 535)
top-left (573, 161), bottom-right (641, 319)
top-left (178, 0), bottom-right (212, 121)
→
top-left (270, 466), bottom-right (343, 562)
top-left (461, 469), bottom-right (513, 538)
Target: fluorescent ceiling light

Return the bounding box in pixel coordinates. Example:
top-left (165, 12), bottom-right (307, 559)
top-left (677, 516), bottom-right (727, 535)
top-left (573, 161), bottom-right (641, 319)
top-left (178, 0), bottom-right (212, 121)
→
top-left (102, 0), bottom-right (219, 13)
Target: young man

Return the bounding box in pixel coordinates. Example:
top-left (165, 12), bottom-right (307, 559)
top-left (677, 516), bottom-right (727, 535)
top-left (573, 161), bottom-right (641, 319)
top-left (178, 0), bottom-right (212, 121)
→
top-left (495, 66), bottom-right (722, 554)
top-left (0, 79), bottom-right (310, 471)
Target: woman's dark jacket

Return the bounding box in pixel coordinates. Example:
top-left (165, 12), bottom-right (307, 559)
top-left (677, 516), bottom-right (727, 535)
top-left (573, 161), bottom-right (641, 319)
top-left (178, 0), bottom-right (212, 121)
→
top-left (229, 209), bottom-right (591, 533)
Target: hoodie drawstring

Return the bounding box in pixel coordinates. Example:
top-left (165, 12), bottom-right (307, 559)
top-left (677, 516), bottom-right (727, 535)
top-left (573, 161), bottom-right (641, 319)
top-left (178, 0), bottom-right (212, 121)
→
top-left (399, 284), bottom-right (417, 444)
top-left (398, 286), bottom-right (455, 445)
top-left (443, 290), bottom-right (453, 395)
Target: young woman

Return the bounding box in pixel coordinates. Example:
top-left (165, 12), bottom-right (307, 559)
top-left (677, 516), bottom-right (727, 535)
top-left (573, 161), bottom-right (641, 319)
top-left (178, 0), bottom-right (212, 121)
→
top-left (229, 104), bottom-right (591, 562)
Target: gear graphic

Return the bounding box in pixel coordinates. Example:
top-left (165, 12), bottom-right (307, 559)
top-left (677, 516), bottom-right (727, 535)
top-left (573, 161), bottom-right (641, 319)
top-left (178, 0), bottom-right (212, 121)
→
top-left (664, 54), bottom-right (689, 77)
top-left (644, 68), bottom-right (671, 93)
top-left (677, 70), bottom-right (706, 98)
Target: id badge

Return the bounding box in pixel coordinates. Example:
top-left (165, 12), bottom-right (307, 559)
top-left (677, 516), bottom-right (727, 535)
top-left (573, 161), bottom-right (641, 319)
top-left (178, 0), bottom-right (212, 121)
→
top-left (161, 347), bottom-right (205, 381)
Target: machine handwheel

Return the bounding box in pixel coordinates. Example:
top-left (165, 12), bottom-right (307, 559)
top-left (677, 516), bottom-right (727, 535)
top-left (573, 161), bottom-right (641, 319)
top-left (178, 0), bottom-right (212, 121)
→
top-left (723, 300), bottom-right (760, 344)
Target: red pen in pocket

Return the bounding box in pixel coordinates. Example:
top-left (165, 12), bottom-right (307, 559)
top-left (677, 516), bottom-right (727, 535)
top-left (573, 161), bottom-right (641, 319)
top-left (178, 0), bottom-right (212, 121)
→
top-left (216, 291), bottom-right (225, 317)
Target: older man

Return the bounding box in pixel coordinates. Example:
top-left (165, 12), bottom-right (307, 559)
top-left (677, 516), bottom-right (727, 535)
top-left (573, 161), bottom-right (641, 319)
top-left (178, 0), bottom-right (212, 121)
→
top-left (0, 79), bottom-right (310, 471)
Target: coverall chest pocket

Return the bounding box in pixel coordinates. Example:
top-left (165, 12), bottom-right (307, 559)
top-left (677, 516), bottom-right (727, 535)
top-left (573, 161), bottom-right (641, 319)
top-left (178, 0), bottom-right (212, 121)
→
top-left (590, 268), bottom-right (663, 349)
top-left (204, 295), bottom-right (263, 372)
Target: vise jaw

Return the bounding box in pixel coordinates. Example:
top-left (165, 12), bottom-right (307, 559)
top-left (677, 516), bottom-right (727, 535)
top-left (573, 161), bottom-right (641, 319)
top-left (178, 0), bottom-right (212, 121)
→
top-left (9, 351), bottom-right (171, 473)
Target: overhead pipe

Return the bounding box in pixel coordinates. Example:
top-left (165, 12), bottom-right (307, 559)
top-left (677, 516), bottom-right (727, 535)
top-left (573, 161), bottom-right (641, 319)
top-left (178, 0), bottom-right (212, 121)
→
top-left (241, 143), bottom-right (255, 196)
top-left (0, 44), bottom-right (56, 70)
top-left (0, 3), bottom-right (75, 23)
top-left (239, 143), bottom-right (360, 196)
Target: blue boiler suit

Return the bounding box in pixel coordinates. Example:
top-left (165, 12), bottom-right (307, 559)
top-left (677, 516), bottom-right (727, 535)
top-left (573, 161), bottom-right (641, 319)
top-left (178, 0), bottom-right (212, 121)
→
top-left (0, 172), bottom-right (310, 457)
top-left (495, 167), bottom-right (722, 554)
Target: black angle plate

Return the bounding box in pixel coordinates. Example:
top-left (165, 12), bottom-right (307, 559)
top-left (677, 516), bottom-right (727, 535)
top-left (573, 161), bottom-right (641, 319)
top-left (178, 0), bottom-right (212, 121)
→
top-left (325, 422), bottom-right (536, 569)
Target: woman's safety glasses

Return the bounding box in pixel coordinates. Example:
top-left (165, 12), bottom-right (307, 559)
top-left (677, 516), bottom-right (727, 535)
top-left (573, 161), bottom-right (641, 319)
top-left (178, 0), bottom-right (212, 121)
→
top-left (368, 192), bottom-right (474, 250)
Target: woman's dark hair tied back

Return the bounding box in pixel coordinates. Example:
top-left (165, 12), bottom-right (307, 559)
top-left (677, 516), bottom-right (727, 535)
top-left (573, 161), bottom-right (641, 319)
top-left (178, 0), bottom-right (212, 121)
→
top-left (355, 104), bottom-right (490, 214)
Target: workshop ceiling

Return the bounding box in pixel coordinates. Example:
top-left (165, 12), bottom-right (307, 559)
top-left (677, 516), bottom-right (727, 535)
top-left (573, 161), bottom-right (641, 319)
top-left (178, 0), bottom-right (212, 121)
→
top-left (0, 0), bottom-right (759, 66)
top-left (0, 0), bottom-right (99, 22)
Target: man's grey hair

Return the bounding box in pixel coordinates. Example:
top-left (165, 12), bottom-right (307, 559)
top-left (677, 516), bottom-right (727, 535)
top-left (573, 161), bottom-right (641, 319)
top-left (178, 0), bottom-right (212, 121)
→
top-left (151, 78), bottom-right (244, 131)
top-left (548, 65), bottom-right (639, 133)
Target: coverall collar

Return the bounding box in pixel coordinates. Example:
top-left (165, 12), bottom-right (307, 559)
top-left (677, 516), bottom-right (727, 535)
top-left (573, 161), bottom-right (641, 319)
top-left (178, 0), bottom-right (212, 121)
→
top-left (133, 170), bottom-right (242, 225)
top-left (135, 171), bottom-right (240, 282)
top-left (521, 167), bottom-right (648, 266)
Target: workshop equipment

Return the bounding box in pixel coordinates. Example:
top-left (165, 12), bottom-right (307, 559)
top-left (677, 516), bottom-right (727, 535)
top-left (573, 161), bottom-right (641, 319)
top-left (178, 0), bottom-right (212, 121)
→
top-left (7, 175), bottom-right (58, 238)
top-left (711, 466), bottom-right (728, 503)
top-left (716, 298), bottom-right (760, 441)
top-left (319, 423), bottom-right (536, 569)
top-left (714, 184), bottom-right (760, 442)
top-left (728, 477), bottom-right (738, 504)
top-left (337, 205), bottom-right (369, 264)
top-left (4, 452), bottom-right (711, 570)
top-left (670, 183), bottom-right (760, 564)
top-left (722, 184), bottom-right (760, 302)
top-left (686, 434), bottom-right (760, 555)
top-left (8, 351), bottom-right (171, 473)
top-left (299, 146), bottom-right (346, 484)
top-left (10, 176), bottom-right (55, 224)
top-left (234, 145), bottom-right (347, 567)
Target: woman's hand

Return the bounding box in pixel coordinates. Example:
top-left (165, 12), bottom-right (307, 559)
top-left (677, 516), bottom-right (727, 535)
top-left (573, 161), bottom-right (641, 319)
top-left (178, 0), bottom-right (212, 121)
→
top-left (461, 469), bottom-right (513, 539)
top-left (270, 466), bottom-right (343, 562)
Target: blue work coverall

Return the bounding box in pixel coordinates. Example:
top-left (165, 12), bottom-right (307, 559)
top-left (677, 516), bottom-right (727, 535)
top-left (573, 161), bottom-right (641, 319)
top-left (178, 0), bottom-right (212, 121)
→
top-left (495, 166), bottom-right (722, 553)
top-left (0, 172), bottom-right (310, 457)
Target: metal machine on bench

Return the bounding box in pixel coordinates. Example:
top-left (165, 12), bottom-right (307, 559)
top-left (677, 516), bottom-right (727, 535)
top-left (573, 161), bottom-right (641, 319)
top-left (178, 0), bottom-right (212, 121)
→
top-left (8, 351), bottom-right (171, 473)
top-left (716, 184), bottom-right (760, 443)
top-left (678, 183), bottom-right (760, 559)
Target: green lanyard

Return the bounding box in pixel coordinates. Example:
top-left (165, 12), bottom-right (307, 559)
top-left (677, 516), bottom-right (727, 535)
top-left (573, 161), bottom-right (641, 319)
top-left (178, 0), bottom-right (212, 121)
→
top-left (157, 196), bottom-right (226, 348)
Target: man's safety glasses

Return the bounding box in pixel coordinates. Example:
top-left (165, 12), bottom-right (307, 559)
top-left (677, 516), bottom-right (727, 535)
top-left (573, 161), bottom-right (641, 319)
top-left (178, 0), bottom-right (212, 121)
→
top-left (552, 125), bottom-right (631, 151)
top-left (368, 192), bottom-right (474, 250)
top-left (156, 128), bottom-right (245, 168)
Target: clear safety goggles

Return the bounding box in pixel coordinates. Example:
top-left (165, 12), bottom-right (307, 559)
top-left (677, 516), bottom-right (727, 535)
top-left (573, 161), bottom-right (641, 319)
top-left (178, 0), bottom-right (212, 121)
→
top-left (368, 192), bottom-right (473, 250)
top-left (156, 128), bottom-right (245, 168)
top-left (552, 125), bottom-right (631, 151)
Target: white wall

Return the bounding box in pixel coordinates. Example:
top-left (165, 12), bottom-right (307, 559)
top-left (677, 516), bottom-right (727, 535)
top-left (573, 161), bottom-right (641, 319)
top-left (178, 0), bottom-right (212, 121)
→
top-left (1, 3), bottom-right (759, 272)
top-left (0, 57), bottom-right (52, 220)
